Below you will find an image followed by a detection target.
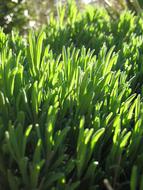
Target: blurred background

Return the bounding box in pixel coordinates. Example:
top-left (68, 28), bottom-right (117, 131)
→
top-left (0, 0), bottom-right (143, 33)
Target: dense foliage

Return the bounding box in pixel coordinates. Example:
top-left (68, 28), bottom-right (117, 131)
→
top-left (1, 2), bottom-right (143, 190)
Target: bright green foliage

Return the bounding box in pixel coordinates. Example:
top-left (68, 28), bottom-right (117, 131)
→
top-left (1, 2), bottom-right (143, 190)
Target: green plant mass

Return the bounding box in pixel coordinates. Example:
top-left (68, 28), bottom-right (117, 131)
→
top-left (1, 2), bottom-right (143, 190)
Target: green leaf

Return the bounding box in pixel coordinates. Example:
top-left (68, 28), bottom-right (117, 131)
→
top-left (130, 166), bottom-right (138, 190)
top-left (91, 128), bottom-right (105, 150)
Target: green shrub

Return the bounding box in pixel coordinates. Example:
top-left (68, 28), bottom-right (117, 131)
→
top-left (1, 2), bottom-right (143, 190)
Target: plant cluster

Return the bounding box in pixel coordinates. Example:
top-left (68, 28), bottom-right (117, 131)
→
top-left (1, 2), bottom-right (143, 190)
